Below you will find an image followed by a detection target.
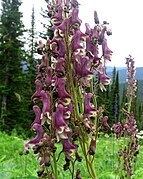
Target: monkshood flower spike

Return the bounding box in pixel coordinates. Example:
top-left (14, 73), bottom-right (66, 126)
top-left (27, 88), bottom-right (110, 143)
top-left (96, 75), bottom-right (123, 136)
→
top-left (24, 0), bottom-right (112, 178)
top-left (112, 55), bottom-right (139, 178)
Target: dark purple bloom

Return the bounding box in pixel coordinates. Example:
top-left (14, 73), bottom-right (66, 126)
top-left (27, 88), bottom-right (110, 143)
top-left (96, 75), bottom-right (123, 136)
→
top-left (94, 10), bottom-right (99, 24)
top-left (32, 105), bottom-right (41, 125)
top-left (126, 55), bottom-right (137, 98)
top-left (40, 90), bottom-right (51, 124)
top-left (102, 116), bottom-right (110, 131)
top-left (84, 93), bottom-right (96, 118)
top-left (37, 40), bottom-right (44, 55)
top-left (102, 38), bottom-right (112, 61)
top-left (71, 7), bottom-right (82, 29)
top-left (97, 65), bottom-right (110, 91)
top-left (45, 67), bottom-right (52, 87)
top-left (74, 55), bottom-right (93, 79)
top-left (71, 30), bottom-right (84, 53)
top-left (55, 77), bottom-right (71, 105)
top-left (57, 39), bottom-right (66, 58)
top-left (112, 122), bottom-right (124, 139)
top-left (98, 26), bottom-right (106, 45)
top-left (38, 55), bottom-right (47, 72)
top-left (76, 169), bottom-right (82, 179)
top-left (55, 57), bottom-right (65, 77)
top-left (62, 138), bottom-right (76, 160)
top-left (31, 79), bottom-right (42, 102)
top-left (88, 138), bottom-right (96, 155)
top-left (51, 6), bottom-right (63, 26)
top-left (24, 123), bottom-right (44, 152)
top-left (53, 104), bottom-right (71, 141)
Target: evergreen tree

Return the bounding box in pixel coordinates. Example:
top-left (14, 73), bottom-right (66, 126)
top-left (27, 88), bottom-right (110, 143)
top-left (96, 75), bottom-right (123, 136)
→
top-left (109, 67), bottom-right (120, 124)
top-left (0, 0), bottom-right (25, 132)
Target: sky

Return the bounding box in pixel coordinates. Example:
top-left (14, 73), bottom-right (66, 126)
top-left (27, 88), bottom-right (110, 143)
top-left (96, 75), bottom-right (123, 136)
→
top-left (20, 0), bottom-right (143, 67)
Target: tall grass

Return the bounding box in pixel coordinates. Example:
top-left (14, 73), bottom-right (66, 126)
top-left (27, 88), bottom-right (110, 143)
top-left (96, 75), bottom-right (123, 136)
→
top-left (0, 132), bottom-right (143, 178)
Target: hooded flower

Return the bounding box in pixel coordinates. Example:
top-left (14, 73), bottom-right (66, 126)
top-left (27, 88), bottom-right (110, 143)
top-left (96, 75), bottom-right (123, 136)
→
top-left (71, 30), bottom-right (85, 53)
top-left (97, 65), bottom-right (110, 91)
top-left (24, 123), bottom-right (44, 152)
top-left (88, 138), bottom-right (96, 155)
top-left (62, 138), bottom-right (76, 160)
top-left (55, 77), bottom-right (71, 105)
top-left (55, 57), bottom-right (65, 77)
top-left (84, 93), bottom-right (96, 118)
top-left (45, 67), bottom-right (52, 87)
top-left (74, 55), bottom-right (93, 79)
top-left (53, 104), bottom-right (71, 141)
top-left (32, 105), bottom-right (41, 125)
top-left (71, 7), bottom-right (82, 29)
top-left (38, 55), bottom-right (47, 72)
top-left (51, 6), bottom-right (63, 27)
top-left (102, 116), bottom-right (110, 131)
top-left (40, 90), bottom-right (51, 124)
top-left (31, 79), bottom-right (42, 102)
top-left (102, 38), bottom-right (112, 61)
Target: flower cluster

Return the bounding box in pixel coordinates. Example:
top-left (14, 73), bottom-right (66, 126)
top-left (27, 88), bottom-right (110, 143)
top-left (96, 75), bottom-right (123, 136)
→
top-left (126, 55), bottom-right (137, 98)
top-left (24, 0), bottom-right (112, 178)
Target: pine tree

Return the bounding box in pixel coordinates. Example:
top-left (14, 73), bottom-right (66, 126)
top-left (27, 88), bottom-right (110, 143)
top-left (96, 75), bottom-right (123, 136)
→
top-left (110, 67), bottom-right (120, 124)
top-left (0, 0), bottom-right (25, 132)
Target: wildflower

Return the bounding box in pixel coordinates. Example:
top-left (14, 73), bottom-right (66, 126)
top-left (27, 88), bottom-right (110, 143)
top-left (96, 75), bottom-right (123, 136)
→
top-left (84, 93), bottom-right (96, 118)
top-left (31, 79), bottom-right (42, 102)
top-left (24, 123), bottom-right (44, 153)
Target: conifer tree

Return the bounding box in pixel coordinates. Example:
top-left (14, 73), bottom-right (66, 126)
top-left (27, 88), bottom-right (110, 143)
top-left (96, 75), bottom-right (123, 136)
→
top-left (0, 0), bottom-right (25, 132)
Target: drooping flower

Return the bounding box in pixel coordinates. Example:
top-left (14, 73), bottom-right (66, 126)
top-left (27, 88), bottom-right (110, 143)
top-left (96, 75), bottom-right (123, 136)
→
top-left (32, 105), bottom-right (41, 125)
top-left (31, 79), bottom-right (42, 102)
top-left (55, 77), bottom-right (71, 105)
top-left (40, 90), bottom-right (51, 124)
top-left (102, 38), bottom-right (113, 61)
top-left (24, 123), bottom-right (44, 152)
top-left (45, 66), bottom-right (52, 87)
top-left (84, 93), bottom-right (96, 118)
top-left (53, 104), bottom-right (71, 141)
top-left (88, 138), bottom-right (96, 155)
top-left (62, 138), bottom-right (76, 160)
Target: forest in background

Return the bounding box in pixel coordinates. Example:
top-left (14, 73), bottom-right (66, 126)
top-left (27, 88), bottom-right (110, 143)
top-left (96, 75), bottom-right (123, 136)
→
top-left (0, 0), bottom-right (143, 137)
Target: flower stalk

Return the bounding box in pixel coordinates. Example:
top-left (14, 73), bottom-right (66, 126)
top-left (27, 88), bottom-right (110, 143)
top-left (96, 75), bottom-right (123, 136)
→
top-left (24, 0), bottom-right (112, 178)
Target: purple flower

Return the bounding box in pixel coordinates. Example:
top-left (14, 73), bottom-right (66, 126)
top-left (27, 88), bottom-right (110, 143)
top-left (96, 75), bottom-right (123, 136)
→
top-left (88, 138), bottom-right (96, 155)
top-left (55, 77), bottom-right (71, 105)
top-left (94, 11), bottom-right (99, 24)
top-left (32, 105), bottom-right (41, 125)
top-left (71, 30), bottom-right (84, 53)
top-left (40, 90), bottom-right (51, 124)
top-left (55, 57), bottom-right (65, 77)
top-left (51, 6), bottom-right (63, 26)
top-left (126, 55), bottom-right (137, 98)
top-left (102, 116), bottom-right (110, 131)
top-left (74, 55), bottom-right (93, 80)
top-left (24, 123), bottom-right (44, 152)
top-left (71, 7), bottom-right (82, 29)
top-left (53, 104), bottom-right (71, 141)
top-left (45, 67), bottom-right (52, 87)
top-left (84, 93), bottom-right (96, 118)
top-left (37, 40), bottom-right (44, 55)
top-left (38, 55), bottom-right (47, 72)
top-left (97, 65), bottom-right (110, 91)
top-left (76, 169), bottom-right (82, 179)
top-left (62, 138), bottom-right (76, 160)
top-left (112, 122), bottom-right (124, 139)
top-left (102, 38), bottom-right (112, 61)
top-left (31, 79), bottom-right (42, 102)
top-left (57, 39), bottom-right (66, 58)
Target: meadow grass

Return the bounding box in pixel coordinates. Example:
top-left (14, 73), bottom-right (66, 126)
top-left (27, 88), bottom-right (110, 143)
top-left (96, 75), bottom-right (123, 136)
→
top-left (0, 132), bottom-right (143, 179)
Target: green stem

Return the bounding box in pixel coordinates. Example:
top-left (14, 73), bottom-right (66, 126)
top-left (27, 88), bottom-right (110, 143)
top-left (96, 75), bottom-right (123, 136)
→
top-left (53, 153), bottom-right (58, 179)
